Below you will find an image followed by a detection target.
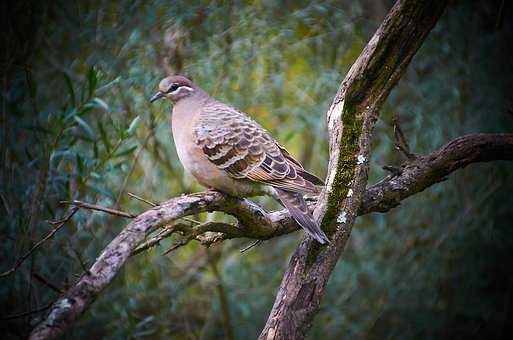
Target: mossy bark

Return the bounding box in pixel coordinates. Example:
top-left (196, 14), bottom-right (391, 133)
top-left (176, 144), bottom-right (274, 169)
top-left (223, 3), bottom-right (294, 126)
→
top-left (259, 1), bottom-right (449, 339)
top-left (28, 136), bottom-right (513, 340)
top-left (34, 1), bottom-right (513, 339)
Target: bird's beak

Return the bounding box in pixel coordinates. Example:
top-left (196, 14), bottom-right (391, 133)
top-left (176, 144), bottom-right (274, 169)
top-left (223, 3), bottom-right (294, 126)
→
top-left (149, 91), bottom-right (164, 103)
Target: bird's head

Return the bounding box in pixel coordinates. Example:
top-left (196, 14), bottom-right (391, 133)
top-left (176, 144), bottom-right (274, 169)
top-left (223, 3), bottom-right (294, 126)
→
top-left (150, 75), bottom-right (195, 103)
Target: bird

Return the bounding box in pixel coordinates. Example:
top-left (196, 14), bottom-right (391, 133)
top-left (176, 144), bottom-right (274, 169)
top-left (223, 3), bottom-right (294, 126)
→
top-left (150, 75), bottom-right (329, 244)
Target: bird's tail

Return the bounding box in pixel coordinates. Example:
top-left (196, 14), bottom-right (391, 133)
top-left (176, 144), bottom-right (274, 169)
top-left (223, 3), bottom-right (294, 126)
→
top-left (275, 188), bottom-right (329, 244)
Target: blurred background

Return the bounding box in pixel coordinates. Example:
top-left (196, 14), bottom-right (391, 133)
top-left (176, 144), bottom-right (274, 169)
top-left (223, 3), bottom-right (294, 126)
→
top-left (1, 0), bottom-right (513, 339)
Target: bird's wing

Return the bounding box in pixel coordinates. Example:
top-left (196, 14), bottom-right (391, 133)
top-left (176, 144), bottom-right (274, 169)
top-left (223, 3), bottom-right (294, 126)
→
top-left (194, 102), bottom-right (322, 193)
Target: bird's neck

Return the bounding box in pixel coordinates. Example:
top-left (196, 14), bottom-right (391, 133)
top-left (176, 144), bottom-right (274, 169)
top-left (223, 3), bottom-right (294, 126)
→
top-left (172, 91), bottom-right (209, 125)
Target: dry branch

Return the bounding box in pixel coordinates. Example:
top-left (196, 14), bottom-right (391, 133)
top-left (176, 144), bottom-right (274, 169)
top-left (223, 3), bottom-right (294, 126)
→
top-left (28, 132), bottom-right (513, 339)
top-left (60, 200), bottom-right (135, 218)
top-left (28, 192), bottom-right (229, 340)
top-left (259, 0), bottom-right (449, 338)
top-left (27, 0), bottom-right (513, 337)
top-left (0, 208), bottom-right (79, 278)
top-left (361, 133), bottom-right (513, 213)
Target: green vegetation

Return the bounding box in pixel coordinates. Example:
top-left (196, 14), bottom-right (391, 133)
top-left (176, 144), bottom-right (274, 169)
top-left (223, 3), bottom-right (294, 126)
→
top-left (1, 1), bottom-right (512, 339)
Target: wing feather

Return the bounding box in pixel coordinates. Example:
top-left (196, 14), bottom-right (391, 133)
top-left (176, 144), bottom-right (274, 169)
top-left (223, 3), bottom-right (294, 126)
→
top-left (195, 101), bottom-right (322, 193)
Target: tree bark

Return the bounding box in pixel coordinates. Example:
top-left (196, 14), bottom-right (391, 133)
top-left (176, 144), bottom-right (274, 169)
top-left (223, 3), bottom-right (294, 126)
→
top-left (27, 132), bottom-right (512, 339)
top-left (360, 133), bottom-right (513, 214)
top-left (259, 0), bottom-right (448, 338)
top-left (27, 1), bottom-right (513, 339)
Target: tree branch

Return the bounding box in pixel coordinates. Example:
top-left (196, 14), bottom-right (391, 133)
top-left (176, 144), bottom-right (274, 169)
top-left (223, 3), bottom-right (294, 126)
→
top-left (361, 133), bottom-right (513, 214)
top-left (27, 1), bottom-right (508, 337)
top-left (259, 0), bottom-right (449, 338)
top-left (0, 208), bottom-right (79, 278)
top-left (28, 132), bottom-right (513, 339)
top-left (60, 200), bottom-right (135, 218)
top-left (28, 192), bottom-right (229, 340)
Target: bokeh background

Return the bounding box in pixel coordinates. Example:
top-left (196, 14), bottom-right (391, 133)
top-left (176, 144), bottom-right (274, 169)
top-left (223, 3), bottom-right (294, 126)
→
top-left (1, 0), bottom-right (513, 339)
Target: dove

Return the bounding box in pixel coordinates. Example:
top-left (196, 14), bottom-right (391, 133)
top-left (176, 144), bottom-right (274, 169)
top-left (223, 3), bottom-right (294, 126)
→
top-left (150, 76), bottom-right (329, 244)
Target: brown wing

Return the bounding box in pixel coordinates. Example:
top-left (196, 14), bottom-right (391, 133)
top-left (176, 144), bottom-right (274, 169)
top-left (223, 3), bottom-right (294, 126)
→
top-left (194, 101), bottom-right (321, 193)
top-left (277, 143), bottom-right (325, 186)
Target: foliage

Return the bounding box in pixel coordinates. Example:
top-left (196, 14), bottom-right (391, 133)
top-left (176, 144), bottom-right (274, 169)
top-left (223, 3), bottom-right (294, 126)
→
top-left (1, 0), bottom-right (512, 339)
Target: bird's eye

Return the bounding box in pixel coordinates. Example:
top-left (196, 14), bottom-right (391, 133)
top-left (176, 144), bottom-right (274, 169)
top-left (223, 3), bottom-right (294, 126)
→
top-left (168, 84), bottom-right (179, 93)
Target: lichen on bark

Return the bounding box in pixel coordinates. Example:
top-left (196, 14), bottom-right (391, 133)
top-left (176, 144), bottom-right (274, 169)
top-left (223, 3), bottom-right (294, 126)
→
top-left (322, 106), bottom-right (363, 235)
top-left (305, 100), bottom-right (363, 268)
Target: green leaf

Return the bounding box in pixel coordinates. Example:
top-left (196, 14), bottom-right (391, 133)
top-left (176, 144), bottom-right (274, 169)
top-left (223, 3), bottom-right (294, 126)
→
top-left (63, 108), bottom-right (77, 123)
top-left (282, 130), bottom-right (295, 143)
top-left (52, 149), bottom-right (76, 160)
top-left (93, 142), bottom-right (99, 159)
top-left (78, 105), bottom-right (94, 116)
top-left (76, 153), bottom-right (84, 176)
top-left (80, 81), bottom-right (86, 105)
top-left (69, 136), bottom-right (78, 146)
top-left (90, 172), bottom-right (101, 179)
top-left (74, 116), bottom-right (96, 140)
top-left (91, 97), bottom-right (109, 111)
top-left (88, 65), bottom-right (98, 98)
top-left (96, 76), bottom-right (121, 94)
top-left (127, 116), bottom-right (140, 135)
top-left (63, 73), bottom-right (76, 108)
top-left (114, 145), bottom-right (137, 157)
top-left (118, 128), bottom-right (129, 140)
top-left (98, 121), bottom-right (111, 152)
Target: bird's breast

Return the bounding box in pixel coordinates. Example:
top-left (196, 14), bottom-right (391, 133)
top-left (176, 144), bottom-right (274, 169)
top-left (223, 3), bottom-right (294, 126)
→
top-left (171, 111), bottom-right (263, 197)
top-left (171, 111), bottom-right (203, 178)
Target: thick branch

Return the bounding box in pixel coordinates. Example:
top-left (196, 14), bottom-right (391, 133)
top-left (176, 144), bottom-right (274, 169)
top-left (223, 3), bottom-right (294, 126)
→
top-left (28, 132), bottom-right (512, 339)
top-left (259, 0), bottom-right (449, 339)
top-left (361, 133), bottom-right (513, 213)
top-left (28, 192), bottom-right (228, 340)
top-left (28, 0), bottom-right (448, 336)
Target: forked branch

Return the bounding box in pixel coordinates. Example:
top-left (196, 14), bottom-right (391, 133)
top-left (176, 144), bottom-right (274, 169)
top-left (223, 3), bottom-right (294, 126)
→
top-left (259, 0), bottom-right (449, 338)
top-left (28, 132), bottom-right (513, 340)
top-left (28, 0), bottom-right (513, 338)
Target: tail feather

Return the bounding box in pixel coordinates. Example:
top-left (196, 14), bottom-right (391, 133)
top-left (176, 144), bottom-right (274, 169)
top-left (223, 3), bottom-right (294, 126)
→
top-left (275, 188), bottom-right (329, 244)
top-left (296, 169), bottom-right (324, 187)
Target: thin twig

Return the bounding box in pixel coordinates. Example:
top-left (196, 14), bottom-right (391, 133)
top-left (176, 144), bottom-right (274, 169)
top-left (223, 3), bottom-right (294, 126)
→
top-left (33, 272), bottom-right (63, 294)
top-left (131, 225), bottom-right (181, 256)
top-left (115, 131), bottom-right (153, 207)
top-left (240, 240), bottom-right (262, 253)
top-left (182, 217), bottom-right (203, 225)
top-left (128, 192), bottom-right (201, 225)
top-left (128, 192), bottom-right (157, 207)
top-left (0, 208), bottom-right (79, 278)
top-left (68, 244), bottom-right (91, 275)
top-left (393, 115), bottom-right (416, 160)
top-left (161, 223), bottom-right (203, 255)
top-left (132, 220), bottom-right (237, 257)
top-left (60, 200), bottom-right (135, 218)
top-left (1, 303), bottom-right (53, 321)
top-left (162, 239), bottom-right (192, 256)
top-left (161, 221), bottom-right (239, 255)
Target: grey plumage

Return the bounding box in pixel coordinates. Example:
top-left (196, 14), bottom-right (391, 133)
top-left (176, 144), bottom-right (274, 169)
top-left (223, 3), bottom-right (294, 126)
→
top-left (274, 189), bottom-right (329, 244)
top-left (151, 75), bottom-right (329, 244)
